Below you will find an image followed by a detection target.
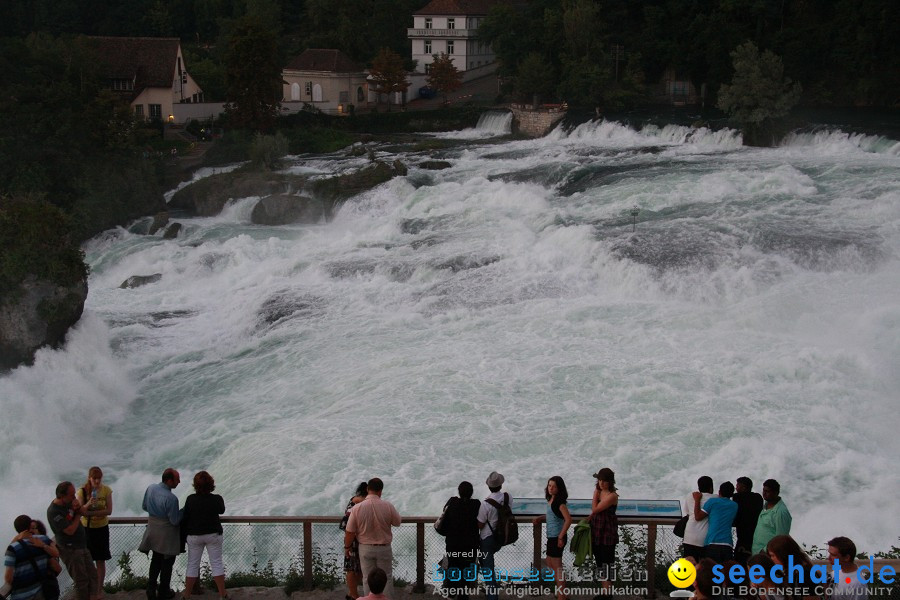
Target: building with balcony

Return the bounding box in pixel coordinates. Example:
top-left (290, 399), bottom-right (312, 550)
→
top-left (408, 0), bottom-right (507, 81)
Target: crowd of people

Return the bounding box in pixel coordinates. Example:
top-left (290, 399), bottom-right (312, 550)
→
top-left (679, 476), bottom-right (870, 600)
top-left (2, 467), bottom-right (226, 600)
top-left (1, 468), bottom-right (877, 600)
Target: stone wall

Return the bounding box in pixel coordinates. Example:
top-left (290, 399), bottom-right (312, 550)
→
top-left (509, 106), bottom-right (567, 138)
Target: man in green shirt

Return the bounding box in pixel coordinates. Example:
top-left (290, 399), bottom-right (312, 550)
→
top-left (751, 479), bottom-right (792, 554)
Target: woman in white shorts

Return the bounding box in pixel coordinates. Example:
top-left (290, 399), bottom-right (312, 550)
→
top-left (181, 471), bottom-right (227, 599)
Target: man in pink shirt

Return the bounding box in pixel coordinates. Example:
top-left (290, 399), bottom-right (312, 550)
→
top-left (344, 478), bottom-right (402, 597)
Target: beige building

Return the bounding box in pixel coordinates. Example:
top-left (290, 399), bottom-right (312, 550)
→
top-left (88, 37), bottom-right (203, 121)
top-left (282, 49), bottom-right (369, 115)
top-left (408, 0), bottom-right (506, 81)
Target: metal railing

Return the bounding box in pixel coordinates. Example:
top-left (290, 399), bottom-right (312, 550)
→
top-left (77, 515), bottom-right (682, 598)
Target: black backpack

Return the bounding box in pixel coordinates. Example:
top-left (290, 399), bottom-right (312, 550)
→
top-left (485, 492), bottom-right (518, 546)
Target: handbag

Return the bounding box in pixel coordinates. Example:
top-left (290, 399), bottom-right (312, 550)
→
top-left (673, 515), bottom-right (689, 538)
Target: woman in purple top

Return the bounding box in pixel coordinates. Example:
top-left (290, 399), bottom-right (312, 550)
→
top-left (589, 467), bottom-right (619, 595)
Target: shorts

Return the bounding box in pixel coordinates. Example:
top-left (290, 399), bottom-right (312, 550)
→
top-left (546, 534), bottom-right (567, 558)
top-left (86, 525), bottom-right (112, 561)
top-left (592, 543), bottom-right (616, 565)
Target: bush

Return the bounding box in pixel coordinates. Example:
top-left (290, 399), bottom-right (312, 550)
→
top-left (0, 198), bottom-right (87, 297)
top-left (249, 132), bottom-right (289, 170)
top-left (104, 553), bottom-right (149, 593)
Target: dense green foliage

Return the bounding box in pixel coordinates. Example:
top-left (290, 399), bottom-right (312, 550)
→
top-left (427, 53), bottom-right (463, 105)
top-left (3, 0), bottom-right (895, 110)
top-left (0, 34), bottom-right (164, 312)
top-left (369, 48), bottom-right (411, 110)
top-left (478, 0), bottom-right (899, 109)
top-left (224, 16), bottom-right (283, 131)
top-left (718, 42), bottom-right (802, 145)
top-left (249, 132), bottom-right (289, 170)
top-left (0, 199), bottom-right (87, 296)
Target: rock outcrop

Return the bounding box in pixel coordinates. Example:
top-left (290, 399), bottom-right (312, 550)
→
top-left (148, 212), bottom-right (170, 235)
top-left (168, 171), bottom-right (307, 216)
top-left (419, 160), bottom-right (452, 170)
top-left (307, 160), bottom-right (407, 202)
top-left (120, 274), bottom-right (163, 289)
top-left (0, 276), bottom-right (88, 370)
top-left (163, 223), bottom-right (182, 239)
top-left (250, 195), bottom-right (328, 225)
top-left (169, 161), bottom-right (408, 218)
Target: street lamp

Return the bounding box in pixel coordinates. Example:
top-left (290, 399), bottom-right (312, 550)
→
top-left (630, 206), bottom-right (640, 232)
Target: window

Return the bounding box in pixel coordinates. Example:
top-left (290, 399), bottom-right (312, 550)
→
top-left (447, 18), bottom-right (455, 29)
top-left (291, 83), bottom-right (300, 100)
top-left (424, 18), bottom-right (432, 29)
top-left (357, 86), bottom-right (365, 102)
top-left (340, 91), bottom-right (349, 103)
top-left (312, 83), bottom-right (322, 102)
top-left (134, 105), bottom-right (144, 117)
top-left (425, 63), bottom-right (431, 74)
top-left (111, 78), bottom-right (133, 91)
top-left (148, 104), bottom-right (162, 119)
top-left (470, 61), bottom-right (474, 69)
top-left (447, 41), bottom-right (454, 55)
top-left (424, 40), bottom-right (431, 54)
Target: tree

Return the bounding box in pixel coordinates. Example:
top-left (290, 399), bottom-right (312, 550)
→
top-left (426, 53), bottom-right (462, 105)
top-left (717, 41), bottom-right (802, 146)
top-left (514, 53), bottom-right (555, 104)
top-left (369, 47), bottom-right (409, 111)
top-left (224, 15), bottom-right (282, 131)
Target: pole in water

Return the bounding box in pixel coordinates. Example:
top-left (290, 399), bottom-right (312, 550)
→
top-left (630, 206), bottom-right (640, 232)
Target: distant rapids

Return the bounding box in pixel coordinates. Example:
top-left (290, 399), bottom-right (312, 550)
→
top-left (2, 118), bottom-right (899, 552)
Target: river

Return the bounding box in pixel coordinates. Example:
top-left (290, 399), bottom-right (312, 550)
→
top-left (2, 113), bottom-right (898, 551)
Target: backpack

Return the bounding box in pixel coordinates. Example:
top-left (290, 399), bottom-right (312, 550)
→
top-left (485, 492), bottom-right (518, 546)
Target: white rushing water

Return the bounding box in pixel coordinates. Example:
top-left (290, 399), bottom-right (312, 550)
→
top-left (2, 119), bottom-right (899, 552)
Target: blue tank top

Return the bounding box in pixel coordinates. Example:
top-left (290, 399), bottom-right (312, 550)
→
top-left (546, 502), bottom-right (566, 538)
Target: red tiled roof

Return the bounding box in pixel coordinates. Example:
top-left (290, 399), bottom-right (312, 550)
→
top-left (414, 0), bottom-right (509, 16)
top-left (285, 49), bottom-right (363, 73)
top-left (87, 37), bottom-right (181, 93)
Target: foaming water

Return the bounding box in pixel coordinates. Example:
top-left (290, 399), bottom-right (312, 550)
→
top-left (3, 120), bottom-right (899, 551)
top-left (782, 130), bottom-right (900, 156)
top-left (434, 110), bottom-right (513, 139)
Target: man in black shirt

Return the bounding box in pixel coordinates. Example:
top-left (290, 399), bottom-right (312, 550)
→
top-left (731, 476), bottom-right (763, 565)
top-left (47, 481), bottom-right (99, 600)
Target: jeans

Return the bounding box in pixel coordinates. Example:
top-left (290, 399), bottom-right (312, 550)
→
top-left (57, 545), bottom-right (98, 600)
top-left (480, 535), bottom-right (500, 600)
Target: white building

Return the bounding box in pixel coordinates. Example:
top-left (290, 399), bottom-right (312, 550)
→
top-left (282, 49), bottom-right (369, 115)
top-left (88, 37), bottom-right (204, 122)
top-left (408, 0), bottom-right (506, 82)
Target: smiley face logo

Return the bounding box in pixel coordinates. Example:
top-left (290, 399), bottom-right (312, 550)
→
top-left (667, 558), bottom-right (696, 588)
